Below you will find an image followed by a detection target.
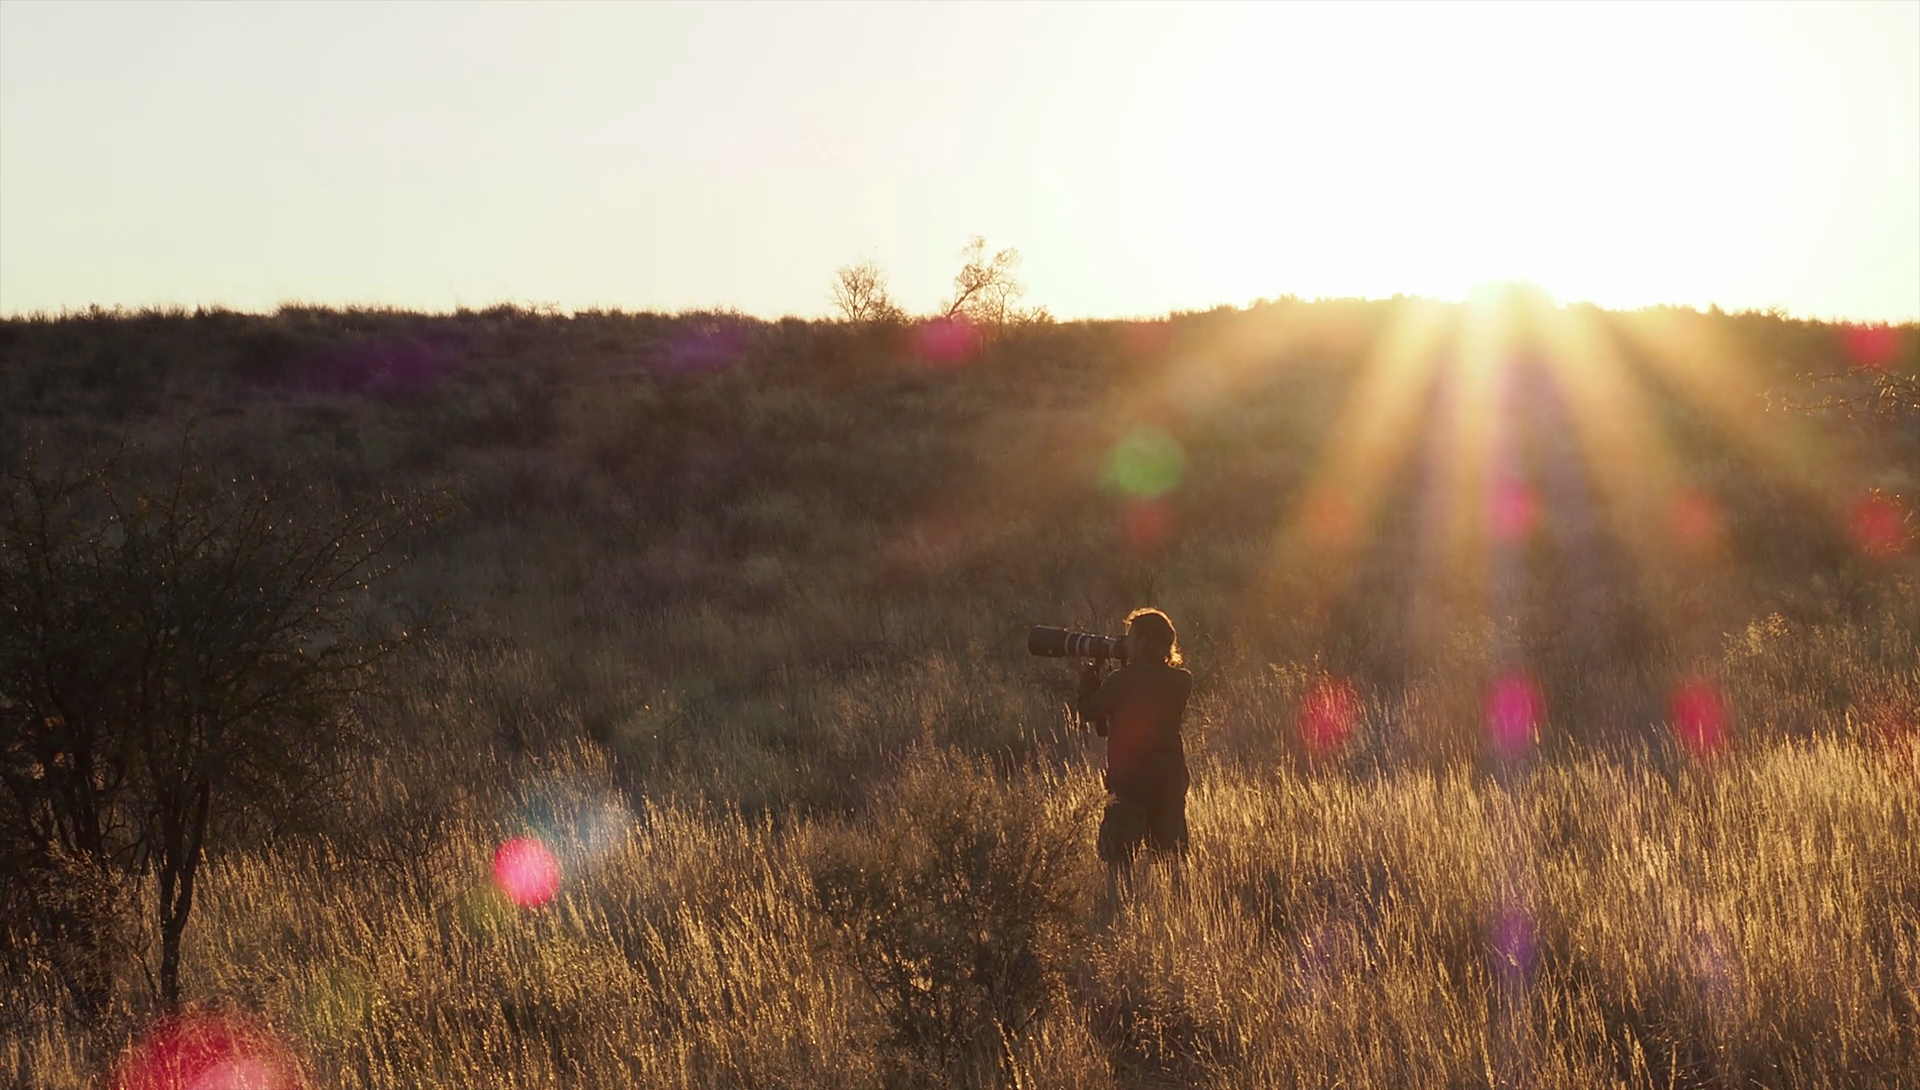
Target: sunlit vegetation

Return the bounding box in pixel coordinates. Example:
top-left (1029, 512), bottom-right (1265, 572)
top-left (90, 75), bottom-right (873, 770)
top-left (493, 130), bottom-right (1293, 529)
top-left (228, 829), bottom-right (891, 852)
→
top-left (3, 297), bottom-right (1916, 1087)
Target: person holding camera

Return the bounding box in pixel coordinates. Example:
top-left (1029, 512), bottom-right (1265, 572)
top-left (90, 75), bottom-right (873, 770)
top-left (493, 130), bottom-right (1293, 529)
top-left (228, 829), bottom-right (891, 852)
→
top-left (1075, 608), bottom-right (1193, 865)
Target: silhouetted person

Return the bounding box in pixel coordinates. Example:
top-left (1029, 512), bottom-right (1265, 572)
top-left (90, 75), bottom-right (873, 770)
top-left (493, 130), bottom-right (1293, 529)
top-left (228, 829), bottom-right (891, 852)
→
top-left (1078, 608), bottom-right (1192, 868)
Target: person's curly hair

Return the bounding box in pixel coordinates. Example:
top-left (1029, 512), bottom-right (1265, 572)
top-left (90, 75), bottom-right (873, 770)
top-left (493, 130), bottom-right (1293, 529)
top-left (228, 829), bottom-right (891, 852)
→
top-left (1125, 607), bottom-right (1182, 667)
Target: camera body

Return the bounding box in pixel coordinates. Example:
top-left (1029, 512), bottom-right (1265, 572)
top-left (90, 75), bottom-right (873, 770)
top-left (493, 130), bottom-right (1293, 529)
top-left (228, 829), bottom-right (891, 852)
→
top-left (1028, 625), bottom-right (1129, 662)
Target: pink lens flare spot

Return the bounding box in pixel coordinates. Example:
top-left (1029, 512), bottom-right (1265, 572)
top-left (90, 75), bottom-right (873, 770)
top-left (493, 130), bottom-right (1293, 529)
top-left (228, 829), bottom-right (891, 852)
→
top-left (191, 1058), bottom-right (281, 1090)
top-left (1485, 674), bottom-right (1543, 754)
top-left (1120, 498), bottom-right (1173, 551)
top-left (668, 325), bottom-right (748, 372)
top-left (1297, 677), bottom-right (1362, 754)
top-left (1304, 492), bottom-right (1357, 548)
top-left (1688, 927), bottom-right (1743, 1017)
top-left (1839, 325), bottom-right (1901, 371)
top-left (1848, 494), bottom-right (1909, 558)
top-left (1668, 679), bottom-right (1729, 757)
top-left (1489, 906), bottom-right (1536, 979)
top-left (1490, 480), bottom-right (1539, 543)
top-left (109, 1012), bottom-right (301, 1090)
top-left (493, 837), bottom-right (561, 907)
top-left (1121, 320), bottom-right (1172, 360)
top-left (912, 317), bottom-right (981, 367)
top-left (1669, 489), bottom-right (1722, 552)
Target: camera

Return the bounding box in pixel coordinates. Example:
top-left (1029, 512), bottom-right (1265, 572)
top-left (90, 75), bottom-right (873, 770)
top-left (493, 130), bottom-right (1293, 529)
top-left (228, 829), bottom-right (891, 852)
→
top-left (1028, 625), bottom-right (1129, 662)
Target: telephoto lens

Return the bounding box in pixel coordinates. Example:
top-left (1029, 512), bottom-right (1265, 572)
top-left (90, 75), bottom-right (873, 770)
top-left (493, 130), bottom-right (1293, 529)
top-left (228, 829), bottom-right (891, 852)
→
top-left (1028, 625), bottom-right (1129, 661)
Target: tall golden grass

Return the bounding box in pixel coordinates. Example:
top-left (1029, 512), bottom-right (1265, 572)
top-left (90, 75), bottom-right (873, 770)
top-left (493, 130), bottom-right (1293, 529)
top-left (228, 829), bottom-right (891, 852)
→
top-left (10, 733), bottom-right (1915, 1087)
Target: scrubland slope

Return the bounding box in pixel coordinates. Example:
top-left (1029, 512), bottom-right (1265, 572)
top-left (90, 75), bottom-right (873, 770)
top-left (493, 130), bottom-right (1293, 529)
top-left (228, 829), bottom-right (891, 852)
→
top-left (3, 299), bottom-right (1916, 1087)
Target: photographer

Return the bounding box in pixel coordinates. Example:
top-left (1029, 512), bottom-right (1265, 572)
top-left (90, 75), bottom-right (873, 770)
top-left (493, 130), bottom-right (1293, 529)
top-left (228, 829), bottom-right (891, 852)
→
top-left (1076, 608), bottom-right (1193, 865)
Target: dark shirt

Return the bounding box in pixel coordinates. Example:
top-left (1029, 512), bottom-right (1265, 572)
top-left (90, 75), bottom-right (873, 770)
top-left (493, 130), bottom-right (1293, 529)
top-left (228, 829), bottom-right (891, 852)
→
top-left (1079, 662), bottom-right (1192, 797)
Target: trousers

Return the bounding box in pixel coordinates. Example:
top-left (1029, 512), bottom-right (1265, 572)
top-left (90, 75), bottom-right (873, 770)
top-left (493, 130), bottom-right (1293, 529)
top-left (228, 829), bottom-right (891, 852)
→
top-left (1096, 783), bottom-right (1189, 864)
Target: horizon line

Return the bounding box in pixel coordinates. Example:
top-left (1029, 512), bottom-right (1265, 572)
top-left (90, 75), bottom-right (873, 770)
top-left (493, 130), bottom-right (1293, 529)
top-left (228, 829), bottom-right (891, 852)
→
top-left (5, 292), bottom-right (1917, 328)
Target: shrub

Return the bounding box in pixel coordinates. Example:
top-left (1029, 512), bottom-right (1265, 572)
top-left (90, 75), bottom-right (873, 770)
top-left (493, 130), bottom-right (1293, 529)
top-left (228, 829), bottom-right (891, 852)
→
top-left (811, 751), bottom-right (1097, 1087)
top-left (0, 431), bottom-right (436, 1010)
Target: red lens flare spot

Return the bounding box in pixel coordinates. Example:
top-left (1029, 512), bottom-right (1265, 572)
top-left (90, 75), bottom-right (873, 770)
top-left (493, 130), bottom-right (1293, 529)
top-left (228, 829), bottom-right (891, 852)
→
top-left (1839, 325), bottom-right (1901, 372)
top-left (1668, 679), bottom-right (1728, 757)
top-left (493, 837), bottom-right (561, 907)
top-left (893, 509), bottom-right (969, 571)
top-left (1121, 320), bottom-right (1172, 360)
top-left (1669, 490), bottom-right (1722, 553)
top-left (1304, 492), bottom-right (1358, 548)
top-left (1490, 480), bottom-right (1539, 543)
top-left (109, 1011), bottom-right (303, 1090)
top-left (912, 317), bottom-right (981, 367)
top-left (1485, 674), bottom-right (1543, 754)
top-left (1120, 498), bottom-right (1173, 551)
top-left (1848, 494), bottom-right (1909, 558)
top-left (1297, 677), bottom-right (1362, 755)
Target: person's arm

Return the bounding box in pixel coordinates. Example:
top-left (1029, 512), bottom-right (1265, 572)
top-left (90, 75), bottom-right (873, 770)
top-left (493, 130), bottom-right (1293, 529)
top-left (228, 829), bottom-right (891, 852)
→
top-left (1078, 664), bottom-right (1116, 736)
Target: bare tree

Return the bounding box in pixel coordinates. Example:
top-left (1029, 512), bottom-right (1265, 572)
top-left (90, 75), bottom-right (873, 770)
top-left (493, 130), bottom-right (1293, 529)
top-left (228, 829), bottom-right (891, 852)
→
top-left (940, 236), bottom-right (1049, 328)
top-left (0, 431), bottom-right (438, 1011)
top-left (831, 260), bottom-right (904, 324)
top-left (942, 236), bottom-right (1022, 325)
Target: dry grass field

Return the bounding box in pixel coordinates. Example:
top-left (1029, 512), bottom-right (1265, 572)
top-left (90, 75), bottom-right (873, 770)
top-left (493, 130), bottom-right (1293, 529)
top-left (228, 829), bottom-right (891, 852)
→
top-left (2, 296), bottom-right (1916, 1088)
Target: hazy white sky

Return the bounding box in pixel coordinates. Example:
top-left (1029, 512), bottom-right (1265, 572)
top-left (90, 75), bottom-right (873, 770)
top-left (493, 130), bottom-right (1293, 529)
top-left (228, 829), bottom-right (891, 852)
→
top-left (2, 1), bottom-right (1916, 320)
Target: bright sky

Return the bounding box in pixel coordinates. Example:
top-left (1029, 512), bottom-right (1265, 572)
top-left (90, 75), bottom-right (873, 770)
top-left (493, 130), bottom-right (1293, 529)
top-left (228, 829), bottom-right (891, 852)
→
top-left (2, 1), bottom-right (1916, 320)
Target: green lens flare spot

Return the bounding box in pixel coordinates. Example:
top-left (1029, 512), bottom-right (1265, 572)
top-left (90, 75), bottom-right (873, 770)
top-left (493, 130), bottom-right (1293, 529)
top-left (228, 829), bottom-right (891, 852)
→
top-left (1106, 428), bottom-right (1185, 499)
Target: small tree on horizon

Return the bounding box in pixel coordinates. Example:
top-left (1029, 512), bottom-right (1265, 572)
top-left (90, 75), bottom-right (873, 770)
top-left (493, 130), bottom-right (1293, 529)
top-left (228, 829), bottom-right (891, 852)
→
top-left (942, 236), bottom-right (1048, 328)
top-left (831, 260), bottom-right (905, 324)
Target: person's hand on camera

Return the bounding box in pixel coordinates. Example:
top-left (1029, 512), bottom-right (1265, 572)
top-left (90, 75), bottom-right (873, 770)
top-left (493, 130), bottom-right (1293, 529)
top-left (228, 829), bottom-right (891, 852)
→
top-left (1078, 661), bottom-right (1102, 700)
